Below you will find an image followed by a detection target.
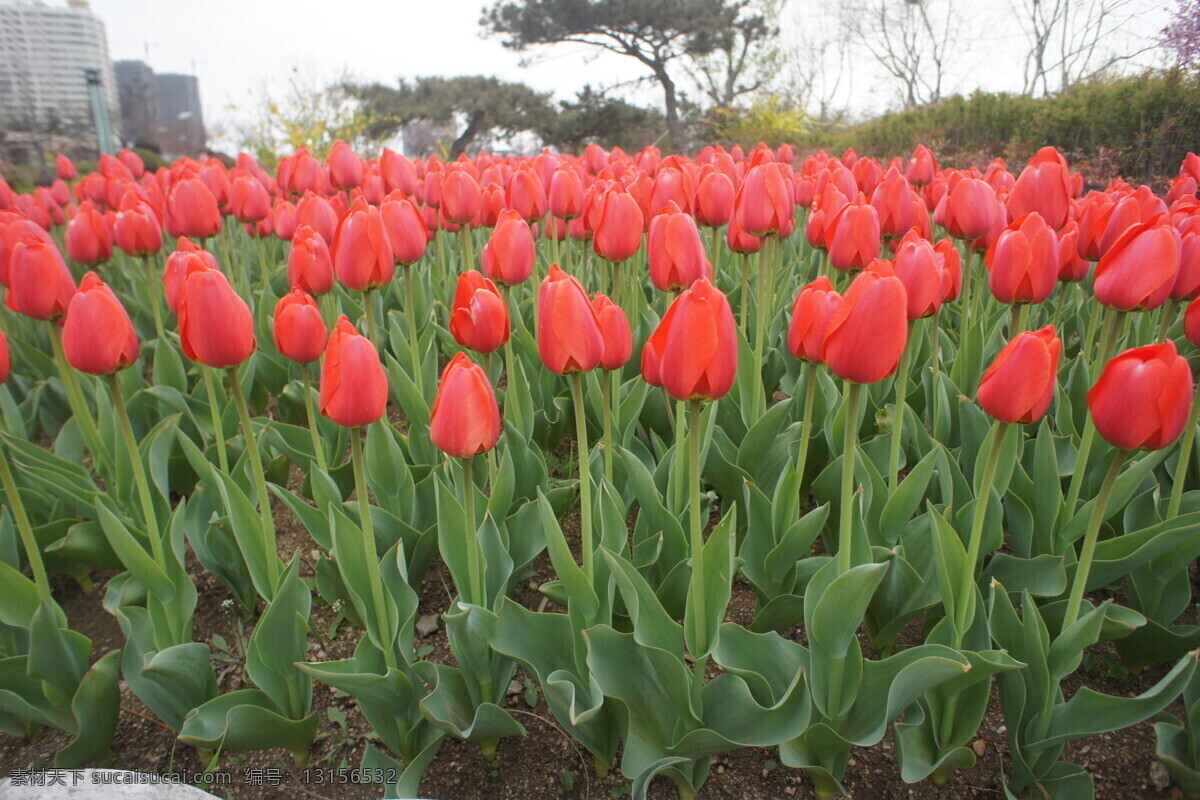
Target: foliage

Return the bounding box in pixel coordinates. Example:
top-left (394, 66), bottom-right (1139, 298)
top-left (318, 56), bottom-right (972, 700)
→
top-left (1160, 0), bottom-right (1200, 72)
top-left (536, 87), bottom-right (665, 152)
top-left (701, 94), bottom-right (808, 147)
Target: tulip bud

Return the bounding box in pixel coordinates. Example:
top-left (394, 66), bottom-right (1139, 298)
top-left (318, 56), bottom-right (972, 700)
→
top-left (826, 194), bottom-right (881, 273)
top-left (1008, 147), bottom-right (1072, 230)
top-left (648, 203), bottom-right (711, 292)
top-left (114, 194), bottom-right (163, 257)
top-left (870, 168), bottom-right (916, 240)
top-left (296, 191), bottom-right (338, 243)
top-left (450, 270), bottom-right (510, 355)
top-left (273, 200), bottom-right (298, 241)
top-left (333, 199), bottom-right (394, 291)
top-left (1088, 341), bottom-right (1193, 450)
top-left (905, 145), bottom-right (938, 186)
top-left (507, 169), bottom-right (548, 221)
top-left (429, 352), bottom-right (501, 458)
top-left (726, 215), bottom-right (762, 255)
top-left (380, 195), bottom-right (428, 267)
top-left (641, 277), bottom-right (737, 401)
top-left (549, 168), bottom-right (584, 220)
top-left (592, 191), bottom-right (644, 263)
top-left (0, 326), bottom-right (9, 385)
top-left (273, 289), bottom-right (328, 364)
top-left (537, 264), bottom-right (604, 375)
top-left (230, 172), bottom-right (271, 223)
top-left (695, 170), bottom-right (735, 228)
top-left (934, 239), bottom-right (962, 302)
top-left (976, 326), bottom-right (1061, 424)
top-left (986, 212), bottom-right (1059, 305)
top-left (735, 164), bottom-right (792, 237)
top-left (787, 276), bottom-right (841, 364)
top-left (320, 316), bottom-right (388, 427)
top-left (482, 209), bottom-right (535, 286)
top-left (164, 239), bottom-right (219, 313)
top-left (65, 202), bottom-right (114, 266)
top-left (943, 178), bottom-right (998, 240)
top-left (1173, 229), bottom-right (1200, 301)
top-left (327, 140), bottom-right (363, 191)
top-left (592, 293), bottom-right (632, 370)
top-left (822, 260), bottom-right (909, 384)
top-left (1094, 215), bottom-right (1181, 311)
top-left (1056, 221), bottom-right (1091, 283)
top-left (380, 148), bottom-right (418, 196)
top-left (6, 233), bottom-right (75, 320)
top-left (1186, 296), bottom-right (1200, 349)
top-left (892, 229), bottom-right (942, 319)
top-left (286, 226), bottom-right (335, 297)
top-left (55, 153), bottom-right (78, 181)
top-left (442, 170), bottom-right (482, 225)
top-left (167, 177), bottom-right (222, 240)
top-left (62, 272), bottom-right (139, 375)
top-left (177, 258), bottom-right (256, 368)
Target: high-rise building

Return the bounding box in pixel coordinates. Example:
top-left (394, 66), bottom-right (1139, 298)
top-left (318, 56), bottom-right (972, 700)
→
top-left (114, 59), bottom-right (157, 148)
top-left (0, 0), bottom-right (119, 134)
top-left (155, 73), bottom-right (205, 156)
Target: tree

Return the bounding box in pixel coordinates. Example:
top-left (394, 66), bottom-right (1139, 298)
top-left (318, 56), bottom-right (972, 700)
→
top-left (783, 0), bottom-right (853, 122)
top-left (352, 76), bottom-right (553, 157)
top-left (1160, 0), bottom-right (1200, 72)
top-left (482, 0), bottom-right (749, 151)
top-left (684, 0), bottom-right (779, 111)
top-left (536, 86), bottom-right (665, 150)
top-left (1010, 0), bottom-right (1159, 95)
top-left (836, 0), bottom-right (960, 109)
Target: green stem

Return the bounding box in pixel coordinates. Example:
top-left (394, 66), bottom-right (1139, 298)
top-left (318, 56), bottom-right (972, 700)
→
top-left (796, 362), bottom-right (818, 497)
top-left (954, 422), bottom-right (1009, 646)
top-left (740, 253), bottom-right (750, 336)
top-left (754, 242), bottom-right (769, 373)
top-left (888, 321), bottom-right (915, 491)
top-left (107, 373), bottom-right (161, 561)
top-left (687, 401), bottom-right (706, 654)
top-left (1158, 299), bottom-right (1178, 342)
top-left (458, 455), bottom-right (486, 608)
top-left (931, 306), bottom-right (942, 432)
top-left (363, 290), bottom-right (378, 351)
top-left (0, 442), bottom-right (52, 603)
top-left (300, 364), bottom-right (328, 473)
top-left (258, 237), bottom-right (271, 291)
top-left (352, 428), bottom-right (397, 668)
top-left (49, 323), bottom-right (107, 467)
top-left (1168, 384), bottom-right (1200, 518)
top-left (1062, 451), bottom-right (1128, 631)
top-left (960, 249), bottom-right (974, 332)
top-left (227, 367), bottom-right (279, 597)
top-left (459, 226), bottom-right (474, 273)
top-left (569, 374), bottom-right (594, 585)
top-left (1010, 303), bottom-right (1029, 337)
top-left (404, 265), bottom-right (421, 392)
top-left (202, 367), bottom-right (229, 473)
top-left (602, 369), bottom-right (614, 483)
top-left (838, 382), bottom-right (863, 574)
top-left (142, 255), bottom-right (164, 340)
top-left (1065, 421), bottom-right (1097, 518)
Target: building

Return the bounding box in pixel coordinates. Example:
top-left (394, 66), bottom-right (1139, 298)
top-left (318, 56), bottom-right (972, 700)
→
top-left (154, 72), bottom-right (205, 156)
top-left (0, 0), bottom-right (118, 135)
top-left (114, 59), bottom-right (157, 148)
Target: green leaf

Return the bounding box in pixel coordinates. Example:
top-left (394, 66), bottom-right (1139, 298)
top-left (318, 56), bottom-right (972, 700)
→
top-left (684, 506), bottom-right (737, 661)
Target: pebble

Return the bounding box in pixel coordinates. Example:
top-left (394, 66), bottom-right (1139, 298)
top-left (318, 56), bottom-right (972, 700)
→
top-left (972, 739), bottom-right (986, 757)
top-left (416, 613), bottom-right (440, 637)
top-left (1151, 761), bottom-right (1171, 790)
top-left (507, 679), bottom-right (524, 696)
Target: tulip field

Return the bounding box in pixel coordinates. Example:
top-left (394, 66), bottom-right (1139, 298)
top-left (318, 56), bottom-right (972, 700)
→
top-left (2, 141), bottom-right (1200, 800)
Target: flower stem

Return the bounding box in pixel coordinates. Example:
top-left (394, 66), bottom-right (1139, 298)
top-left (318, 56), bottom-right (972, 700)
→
top-left (739, 253), bottom-right (750, 336)
top-left (1158, 299), bottom-right (1178, 342)
top-left (107, 373), bottom-right (161, 561)
top-left (954, 421), bottom-right (1009, 647)
top-left (688, 401), bottom-right (706, 653)
top-left (1062, 451), bottom-right (1128, 631)
top-left (602, 369), bottom-right (614, 483)
top-left (202, 366), bottom-right (229, 473)
top-left (48, 322), bottom-right (107, 468)
top-left (796, 361), bottom-right (818, 498)
top-left (142, 255), bottom-right (164, 340)
top-left (458, 455), bottom-right (486, 607)
top-left (888, 322), bottom-right (915, 491)
top-left (838, 381), bottom-right (863, 574)
top-left (569, 373), bottom-right (594, 585)
top-left (1168, 384), bottom-right (1200, 519)
top-left (363, 289), bottom-right (378, 351)
top-left (1010, 303), bottom-right (1029, 337)
top-left (352, 428), bottom-right (397, 668)
top-left (0, 441), bottom-right (52, 603)
top-left (300, 363), bottom-right (328, 473)
top-left (227, 367), bottom-right (279, 597)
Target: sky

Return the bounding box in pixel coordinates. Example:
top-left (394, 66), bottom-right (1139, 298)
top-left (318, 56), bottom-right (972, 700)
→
top-left (86, 0), bottom-right (1172, 152)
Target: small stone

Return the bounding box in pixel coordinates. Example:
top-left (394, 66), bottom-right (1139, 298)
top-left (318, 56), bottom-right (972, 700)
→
top-left (972, 739), bottom-right (987, 758)
top-left (1151, 761), bottom-right (1171, 790)
top-left (528, 580), bottom-right (539, 592)
top-left (997, 725), bottom-right (1007, 734)
top-left (784, 787), bottom-right (795, 796)
top-left (311, 549), bottom-right (321, 561)
top-left (507, 680), bottom-right (524, 696)
top-left (1078, 745), bottom-right (1091, 755)
top-left (416, 613), bottom-right (440, 637)
top-left (716, 766), bottom-right (725, 774)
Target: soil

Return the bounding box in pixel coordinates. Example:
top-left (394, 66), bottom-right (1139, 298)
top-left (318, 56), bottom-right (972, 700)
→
top-left (0, 455), bottom-right (1191, 800)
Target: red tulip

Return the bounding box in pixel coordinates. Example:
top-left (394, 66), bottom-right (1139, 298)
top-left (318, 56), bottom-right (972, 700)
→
top-left (537, 264), bottom-right (604, 375)
top-left (976, 325), bottom-right (1061, 424)
top-left (592, 190), bottom-right (644, 263)
top-left (55, 153), bottom-right (78, 181)
top-left (62, 272), bottom-right (139, 375)
top-left (65, 202), bottom-right (113, 265)
top-left (380, 195), bottom-right (428, 267)
top-left (273, 289), bottom-right (328, 364)
top-left (230, 171), bottom-right (271, 223)
top-left (648, 203), bottom-right (711, 292)
top-left (934, 239), bottom-right (963, 302)
top-left (735, 163), bottom-right (792, 237)
top-left (1008, 147), bottom-right (1072, 230)
top-left (482, 209), bottom-right (535, 286)
top-left (273, 200), bottom-right (298, 241)
top-left (893, 229), bottom-right (943, 319)
top-left (479, 184), bottom-right (506, 228)
top-left (986, 212), bottom-right (1059, 305)
top-left (695, 170), bottom-right (735, 228)
top-left (114, 194), bottom-right (163, 257)
top-left (442, 170), bottom-right (482, 225)
top-left (168, 177), bottom-right (222, 240)
top-left (327, 140), bottom-right (363, 190)
top-left (333, 199), bottom-right (394, 291)
top-left (726, 215), bottom-right (762, 255)
top-left (1056, 221), bottom-right (1091, 283)
top-left (1185, 296), bottom-right (1200, 349)
top-left (164, 239), bottom-right (219, 313)
top-left (177, 257), bottom-right (255, 368)
top-left (943, 178), bottom-right (998, 240)
top-left (905, 145), bottom-right (938, 186)
top-left (788, 276), bottom-right (841, 364)
top-left (1088, 341), bottom-right (1193, 450)
top-left (429, 352), bottom-right (501, 458)
top-left (822, 260), bottom-right (909, 384)
top-left (549, 168), bottom-right (584, 220)
top-left (0, 326), bottom-right (9, 385)
top-left (296, 191), bottom-right (338, 243)
top-left (592, 293), bottom-right (632, 370)
top-left (320, 316), bottom-right (388, 427)
top-left (287, 226), bottom-right (335, 296)
top-left (641, 277), bottom-right (737, 402)
top-left (870, 167), bottom-right (915, 240)
top-left (826, 194), bottom-right (881, 273)
top-left (1172, 229), bottom-right (1200, 301)
top-left (507, 168), bottom-right (548, 221)
top-left (380, 148), bottom-right (419, 196)
top-left (1094, 215), bottom-right (1181, 311)
top-left (5, 233), bottom-right (75, 320)
top-left (450, 270), bottom-right (510, 355)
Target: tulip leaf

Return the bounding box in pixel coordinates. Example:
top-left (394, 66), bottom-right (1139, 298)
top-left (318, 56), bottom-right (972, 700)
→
top-left (95, 497), bottom-right (174, 605)
top-left (879, 448), bottom-right (940, 546)
top-left (53, 649), bottom-right (121, 768)
top-left (537, 489), bottom-right (600, 620)
top-left (684, 505), bottom-right (737, 661)
top-left (179, 688), bottom-right (319, 758)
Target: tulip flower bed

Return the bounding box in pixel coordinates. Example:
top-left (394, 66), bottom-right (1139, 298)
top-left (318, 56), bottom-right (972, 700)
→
top-left (1, 141), bottom-right (1200, 800)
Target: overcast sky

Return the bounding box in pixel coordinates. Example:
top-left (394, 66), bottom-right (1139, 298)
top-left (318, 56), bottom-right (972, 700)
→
top-left (87, 0), bottom-right (1171, 152)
